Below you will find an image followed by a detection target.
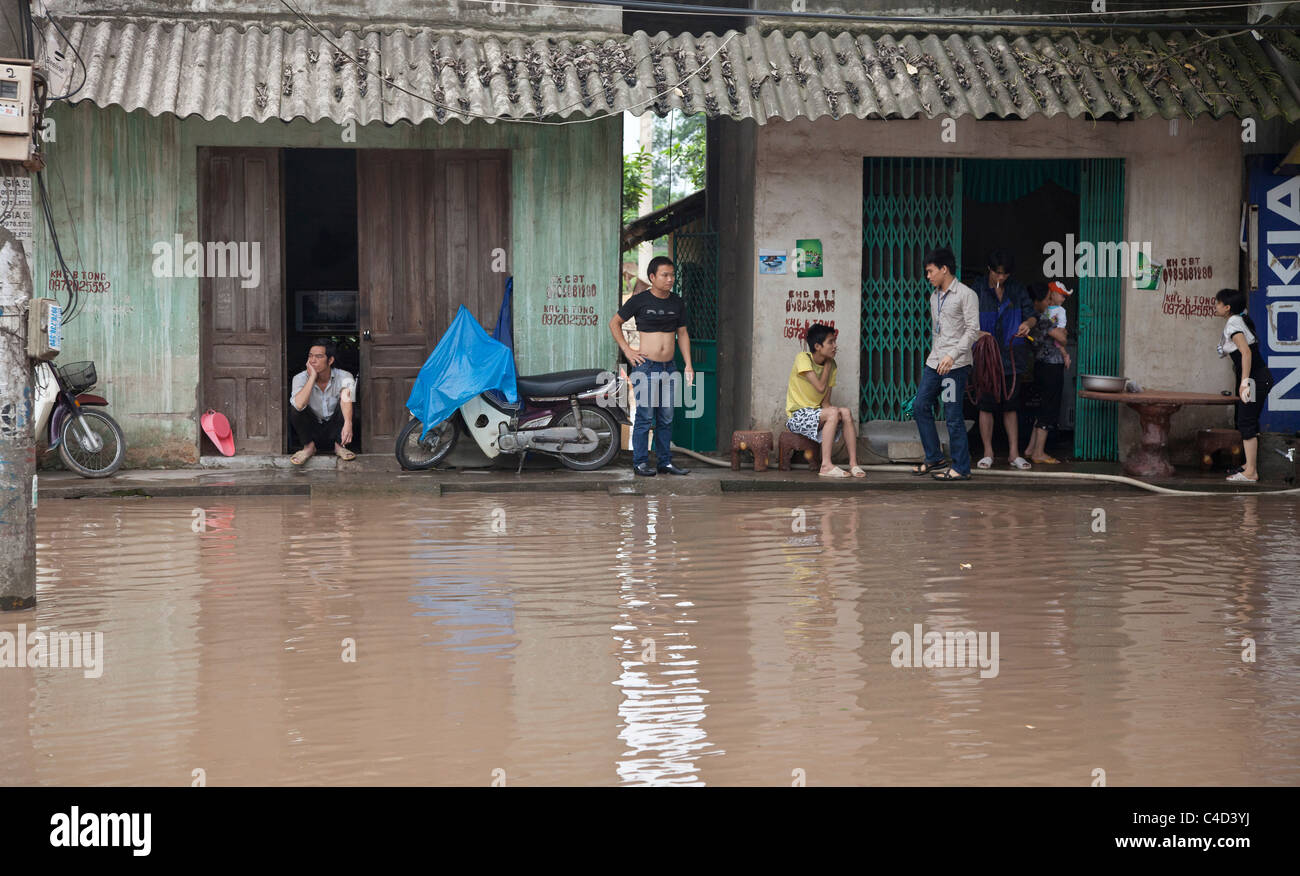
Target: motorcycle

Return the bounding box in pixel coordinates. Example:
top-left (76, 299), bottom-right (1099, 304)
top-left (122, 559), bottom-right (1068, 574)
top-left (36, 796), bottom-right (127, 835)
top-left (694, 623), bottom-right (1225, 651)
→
top-left (395, 368), bottom-right (628, 472)
top-left (33, 359), bottom-right (127, 478)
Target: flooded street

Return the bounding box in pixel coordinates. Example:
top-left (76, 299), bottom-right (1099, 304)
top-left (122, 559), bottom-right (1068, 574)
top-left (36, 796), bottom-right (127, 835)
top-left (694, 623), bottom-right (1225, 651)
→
top-left (2, 491), bottom-right (1297, 787)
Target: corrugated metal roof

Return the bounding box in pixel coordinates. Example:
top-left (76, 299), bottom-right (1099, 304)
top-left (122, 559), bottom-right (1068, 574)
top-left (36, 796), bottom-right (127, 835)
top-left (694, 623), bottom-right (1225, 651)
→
top-left (42, 17), bottom-right (1300, 125)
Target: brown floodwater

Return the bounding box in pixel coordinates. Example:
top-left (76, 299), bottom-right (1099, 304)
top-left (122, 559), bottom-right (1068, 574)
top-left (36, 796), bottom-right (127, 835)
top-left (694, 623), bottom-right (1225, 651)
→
top-left (1, 491), bottom-right (1297, 786)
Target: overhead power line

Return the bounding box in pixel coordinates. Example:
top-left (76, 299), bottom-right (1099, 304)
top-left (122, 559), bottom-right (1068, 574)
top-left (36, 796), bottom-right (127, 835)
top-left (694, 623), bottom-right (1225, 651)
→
top-left (487, 0), bottom-right (1300, 31)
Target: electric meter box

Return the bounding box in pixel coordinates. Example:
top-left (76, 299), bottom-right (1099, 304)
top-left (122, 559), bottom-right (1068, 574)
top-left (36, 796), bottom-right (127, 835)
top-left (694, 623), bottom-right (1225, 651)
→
top-left (0, 58), bottom-right (34, 161)
top-left (27, 297), bottom-right (62, 361)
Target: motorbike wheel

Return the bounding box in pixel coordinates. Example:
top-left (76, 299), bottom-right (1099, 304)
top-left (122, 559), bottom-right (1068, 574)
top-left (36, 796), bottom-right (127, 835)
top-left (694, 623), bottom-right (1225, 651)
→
top-left (395, 416), bottom-right (458, 470)
top-left (554, 406), bottom-right (620, 471)
top-left (58, 409), bottom-right (126, 478)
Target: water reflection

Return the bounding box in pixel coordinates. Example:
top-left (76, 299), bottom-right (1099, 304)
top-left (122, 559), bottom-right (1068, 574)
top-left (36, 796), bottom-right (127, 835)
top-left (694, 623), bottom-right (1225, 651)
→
top-left (2, 491), bottom-right (1297, 786)
top-left (612, 498), bottom-right (715, 785)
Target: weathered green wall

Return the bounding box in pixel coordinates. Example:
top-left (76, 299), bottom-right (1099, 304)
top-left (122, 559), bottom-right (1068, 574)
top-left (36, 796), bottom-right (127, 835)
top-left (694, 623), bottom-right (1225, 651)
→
top-left (35, 103), bottom-right (620, 463)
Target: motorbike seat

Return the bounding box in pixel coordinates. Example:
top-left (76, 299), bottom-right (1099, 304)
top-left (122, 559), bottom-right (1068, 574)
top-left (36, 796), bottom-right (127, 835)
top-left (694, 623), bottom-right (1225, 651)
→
top-left (516, 368), bottom-right (608, 398)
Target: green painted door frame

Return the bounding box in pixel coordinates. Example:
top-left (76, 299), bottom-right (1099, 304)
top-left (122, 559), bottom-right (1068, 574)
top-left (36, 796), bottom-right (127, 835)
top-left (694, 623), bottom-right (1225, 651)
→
top-left (1074, 159), bottom-right (1124, 461)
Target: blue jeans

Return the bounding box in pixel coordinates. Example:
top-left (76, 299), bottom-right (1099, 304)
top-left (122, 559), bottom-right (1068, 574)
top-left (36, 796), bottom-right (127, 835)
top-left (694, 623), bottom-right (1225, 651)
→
top-left (913, 364), bottom-right (972, 475)
top-left (631, 359), bottom-right (676, 467)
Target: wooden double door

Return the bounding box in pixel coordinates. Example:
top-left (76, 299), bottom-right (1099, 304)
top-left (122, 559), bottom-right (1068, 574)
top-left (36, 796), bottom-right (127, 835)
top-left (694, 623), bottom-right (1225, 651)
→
top-left (200, 148), bottom-right (510, 454)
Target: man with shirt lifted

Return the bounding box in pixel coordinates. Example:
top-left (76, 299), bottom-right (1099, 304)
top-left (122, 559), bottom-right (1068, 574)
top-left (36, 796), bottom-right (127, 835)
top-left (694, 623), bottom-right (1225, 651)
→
top-left (609, 257), bottom-right (694, 476)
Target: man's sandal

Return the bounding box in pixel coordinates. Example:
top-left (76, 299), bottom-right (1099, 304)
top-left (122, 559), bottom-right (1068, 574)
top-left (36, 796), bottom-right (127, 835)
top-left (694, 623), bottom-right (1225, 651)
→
top-left (932, 469), bottom-right (971, 481)
top-left (290, 450), bottom-right (312, 466)
top-left (335, 447), bottom-right (357, 461)
top-left (911, 461), bottom-right (947, 476)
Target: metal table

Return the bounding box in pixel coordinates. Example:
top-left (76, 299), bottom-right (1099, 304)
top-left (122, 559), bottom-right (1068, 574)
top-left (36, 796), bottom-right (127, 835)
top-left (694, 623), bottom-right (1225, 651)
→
top-left (1078, 390), bottom-right (1238, 479)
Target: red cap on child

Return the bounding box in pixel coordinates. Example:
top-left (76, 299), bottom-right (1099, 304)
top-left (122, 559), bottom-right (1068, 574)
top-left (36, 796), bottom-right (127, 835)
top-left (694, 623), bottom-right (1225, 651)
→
top-left (1048, 281), bottom-right (1073, 297)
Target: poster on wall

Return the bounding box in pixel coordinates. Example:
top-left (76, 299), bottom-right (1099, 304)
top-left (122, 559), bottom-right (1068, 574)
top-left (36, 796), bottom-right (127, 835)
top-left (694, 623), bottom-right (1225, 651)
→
top-left (759, 248), bottom-right (788, 275)
top-left (1248, 155), bottom-right (1300, 430)
top-left (794, 239), bottom-right (823, 278)
top-left (0, 176), bottom-right (33, 266)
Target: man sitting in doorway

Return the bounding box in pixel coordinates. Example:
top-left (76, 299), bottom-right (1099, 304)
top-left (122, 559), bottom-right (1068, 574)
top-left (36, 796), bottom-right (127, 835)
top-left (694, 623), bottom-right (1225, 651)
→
top-left (289, 339), bottom-right (357, 465)
top-left (973, 248), bottom-right (1037, 471)
top-left (784, 323), bottom-right (865, 478)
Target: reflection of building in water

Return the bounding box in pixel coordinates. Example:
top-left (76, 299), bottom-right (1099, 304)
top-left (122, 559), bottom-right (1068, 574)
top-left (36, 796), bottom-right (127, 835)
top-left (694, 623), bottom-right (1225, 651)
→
top-left (498, 501), bottom-right (623, 786)
top-left (17, 500), bottom-right (203, 784)
top-left (726, 501), bottom-right (866, 781)
top-left (611, 498), bottom-right (716, 785)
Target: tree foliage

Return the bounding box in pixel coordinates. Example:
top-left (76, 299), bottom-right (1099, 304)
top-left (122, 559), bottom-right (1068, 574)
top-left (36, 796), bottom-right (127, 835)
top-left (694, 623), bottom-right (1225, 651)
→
top-left (652, 111), bottom-right (705, 207)
top-left (622, 146), bottom-right (653, 226)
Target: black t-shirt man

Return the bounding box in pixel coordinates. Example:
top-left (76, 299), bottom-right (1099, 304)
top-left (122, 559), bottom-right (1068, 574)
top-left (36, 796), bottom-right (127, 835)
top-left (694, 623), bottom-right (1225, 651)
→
top-left (616, 289), bottom-right (687, 338)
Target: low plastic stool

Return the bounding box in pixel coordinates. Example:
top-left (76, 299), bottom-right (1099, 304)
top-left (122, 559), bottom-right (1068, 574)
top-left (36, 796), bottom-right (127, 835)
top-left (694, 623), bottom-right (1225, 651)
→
top-left (730, 430), bottom-right (773, 472)
top-left (779, 430), bottom-right (820, 472)
top-left (1197, 428), bottom-right (1244, 470)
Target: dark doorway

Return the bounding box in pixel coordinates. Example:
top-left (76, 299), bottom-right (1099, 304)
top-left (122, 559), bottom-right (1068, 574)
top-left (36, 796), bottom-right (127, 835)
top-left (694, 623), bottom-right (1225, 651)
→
top-left (283, 149), bottom-right (361, 453)
top-left (961, 162), bottom-right (1081, 460)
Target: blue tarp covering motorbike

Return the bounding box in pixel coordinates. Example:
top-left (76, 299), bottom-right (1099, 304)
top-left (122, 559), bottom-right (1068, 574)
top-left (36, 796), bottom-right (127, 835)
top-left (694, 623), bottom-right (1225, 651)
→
top-left (406, 305), bottom-right (519, 439)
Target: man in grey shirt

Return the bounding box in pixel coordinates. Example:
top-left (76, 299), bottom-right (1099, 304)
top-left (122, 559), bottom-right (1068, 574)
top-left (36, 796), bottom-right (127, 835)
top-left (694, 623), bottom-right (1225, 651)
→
top-left (912, 247), bottom-right (980, 480)
top-left (289, 339), bottom-right (357, 464)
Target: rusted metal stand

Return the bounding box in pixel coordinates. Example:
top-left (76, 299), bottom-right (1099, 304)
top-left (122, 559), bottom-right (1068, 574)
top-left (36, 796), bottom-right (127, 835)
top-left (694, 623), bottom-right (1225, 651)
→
top-left (1079, 390), bottom-right (1238, 480)
top-left (1124, 401), bottom-right (1179, 479)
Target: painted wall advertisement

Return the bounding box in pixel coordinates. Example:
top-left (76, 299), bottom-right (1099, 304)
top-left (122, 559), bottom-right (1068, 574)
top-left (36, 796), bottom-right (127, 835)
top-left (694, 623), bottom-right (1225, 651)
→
top-left (1249, 156), bottom-right (1300, 431)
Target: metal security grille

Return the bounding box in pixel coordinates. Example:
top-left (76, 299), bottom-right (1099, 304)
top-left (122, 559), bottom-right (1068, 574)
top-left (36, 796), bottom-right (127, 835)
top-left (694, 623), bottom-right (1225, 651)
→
top-left (671, 231), bottom-right (719, 340)
top-left (1074, 159), bottom-right (1124, 461)
top-left (670, 230), bottom-right (719, 451)
top-left (861, 158), bottom-right (963, 421)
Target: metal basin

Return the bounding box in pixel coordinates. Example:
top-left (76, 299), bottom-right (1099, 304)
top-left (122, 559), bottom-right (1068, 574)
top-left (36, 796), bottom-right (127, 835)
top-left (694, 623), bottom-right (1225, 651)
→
top-left (1081, 374), bottom-right (1128, 393)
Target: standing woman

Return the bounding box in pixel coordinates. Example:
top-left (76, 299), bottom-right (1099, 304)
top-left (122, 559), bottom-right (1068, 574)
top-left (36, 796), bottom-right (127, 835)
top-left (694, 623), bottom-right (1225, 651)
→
top-left (1214, 288), bottom-right (1274, 482)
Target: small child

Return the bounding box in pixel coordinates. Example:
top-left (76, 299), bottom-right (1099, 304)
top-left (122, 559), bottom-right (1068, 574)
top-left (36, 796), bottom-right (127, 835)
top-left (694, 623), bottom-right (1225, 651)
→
top-left (785, 323), bottom-right (865, 478)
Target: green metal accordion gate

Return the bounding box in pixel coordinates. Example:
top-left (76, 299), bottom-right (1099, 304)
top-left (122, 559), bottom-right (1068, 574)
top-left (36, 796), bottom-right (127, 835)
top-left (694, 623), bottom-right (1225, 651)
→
top-left (861, 158), bottom-right (963, 422)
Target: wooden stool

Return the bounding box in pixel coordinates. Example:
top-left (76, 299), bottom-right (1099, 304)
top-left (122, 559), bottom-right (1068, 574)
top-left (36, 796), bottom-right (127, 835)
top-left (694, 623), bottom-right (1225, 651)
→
top-left (730, 430), bottom-right (773, 472)
top-left (779, 430), bottom-right (820, 472)
top-left (1197, 428), bottom-right (1244, 470)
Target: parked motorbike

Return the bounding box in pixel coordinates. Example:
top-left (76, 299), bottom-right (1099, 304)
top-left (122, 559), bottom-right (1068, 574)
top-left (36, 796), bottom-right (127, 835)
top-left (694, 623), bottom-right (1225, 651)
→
top-left (396, 369), bottom-right (628, 472)
top-left (33, 359), bottom-right (127, 478)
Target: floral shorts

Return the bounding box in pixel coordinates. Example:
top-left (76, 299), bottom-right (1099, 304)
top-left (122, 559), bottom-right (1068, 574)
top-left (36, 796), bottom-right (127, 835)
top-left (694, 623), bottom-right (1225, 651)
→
top-left (786, 406), bottom-right (833, 443)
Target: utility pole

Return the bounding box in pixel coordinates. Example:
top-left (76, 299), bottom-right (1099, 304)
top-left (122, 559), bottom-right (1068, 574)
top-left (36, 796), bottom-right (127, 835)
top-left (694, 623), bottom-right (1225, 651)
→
top-left (0, 200), bottom-right (35, 610)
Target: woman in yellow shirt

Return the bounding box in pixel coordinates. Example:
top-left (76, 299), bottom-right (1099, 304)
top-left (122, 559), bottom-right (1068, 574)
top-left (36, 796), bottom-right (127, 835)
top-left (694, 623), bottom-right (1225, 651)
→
top-left (785, 324), bottom-right (865, 478)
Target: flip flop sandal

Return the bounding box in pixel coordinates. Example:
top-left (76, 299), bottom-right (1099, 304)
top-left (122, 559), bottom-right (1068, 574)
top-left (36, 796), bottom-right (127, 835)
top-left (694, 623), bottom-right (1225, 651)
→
top-left (911, 461), bottom-right (947, 476)
top-left (977, 457), bottom-right (993, 469)
top-left (850, 465), bottom-right (867, 478)
top-left (819, 466), bottom-right (850, 478)
top-left (335, 447), bottom-right (357, 461)
top-left (932, 469), bottom-right (971, 481)
top-left (1225, 472), bottom-right (1259, 482)
top-left (1031, 455), bottom-right (1061, 464)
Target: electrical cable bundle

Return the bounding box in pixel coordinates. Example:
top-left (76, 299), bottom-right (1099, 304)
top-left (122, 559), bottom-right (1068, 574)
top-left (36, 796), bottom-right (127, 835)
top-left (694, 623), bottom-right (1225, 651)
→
top-left (14, 0), bottom-right (89, 324)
